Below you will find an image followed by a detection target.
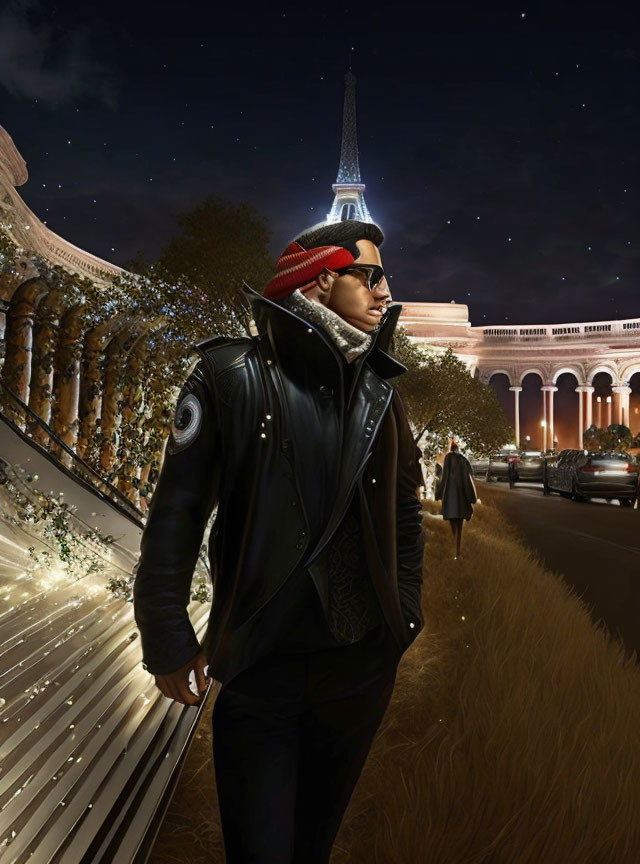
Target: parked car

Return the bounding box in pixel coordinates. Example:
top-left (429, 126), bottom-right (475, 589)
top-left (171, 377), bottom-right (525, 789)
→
top-left (508, 449), bottom-right (545, 486)
top-left (486, 448), bottom-right (519, 482)
top-left (468, 454), bottom-right (490, 478)
top-left (543, 449), bottom-right (639, 505)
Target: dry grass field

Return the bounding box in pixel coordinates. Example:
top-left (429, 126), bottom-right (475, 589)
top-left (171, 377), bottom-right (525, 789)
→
top-left (150, 493), bottom-right (640, 864)
top-left (332, 495), bottom-right (640, 863)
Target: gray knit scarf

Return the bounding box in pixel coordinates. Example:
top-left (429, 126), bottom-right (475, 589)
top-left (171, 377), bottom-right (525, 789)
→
top-left (278, 289), bottom-right (373, 363)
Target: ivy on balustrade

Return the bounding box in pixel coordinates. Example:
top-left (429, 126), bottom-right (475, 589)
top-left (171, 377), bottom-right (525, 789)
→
top-left (0, 220), bottom-right (240, 605)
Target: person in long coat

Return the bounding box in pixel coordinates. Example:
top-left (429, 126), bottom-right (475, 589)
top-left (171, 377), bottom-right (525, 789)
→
top-left (435, 441), bottom-right (477, 559)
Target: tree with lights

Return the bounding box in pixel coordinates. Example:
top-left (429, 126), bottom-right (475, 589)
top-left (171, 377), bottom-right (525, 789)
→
top-left (583, 423), bottom-right (636, 452)
top-left (391, 329), bottom-right (513, 459)
top-left (1, 199), bottom-right (273, 506)
top-left (128, 195), bottom-right (273, 336)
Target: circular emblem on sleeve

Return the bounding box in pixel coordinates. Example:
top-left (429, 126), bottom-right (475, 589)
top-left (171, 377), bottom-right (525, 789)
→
top-left (167, 392), bottom-right (202, 454)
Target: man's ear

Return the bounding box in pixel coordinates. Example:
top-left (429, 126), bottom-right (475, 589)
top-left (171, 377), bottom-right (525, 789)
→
top-left (315, 269), bottom-right (334, 305)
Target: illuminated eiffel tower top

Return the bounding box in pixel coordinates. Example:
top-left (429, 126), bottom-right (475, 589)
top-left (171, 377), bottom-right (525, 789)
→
top-left (326, 68), bottom-right (373, 223)
top-left (335, 70), bottom-right (361, 184)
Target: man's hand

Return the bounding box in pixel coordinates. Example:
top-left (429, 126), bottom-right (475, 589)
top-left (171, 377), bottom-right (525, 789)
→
top-left (154, 649), bottom-right (213, 706)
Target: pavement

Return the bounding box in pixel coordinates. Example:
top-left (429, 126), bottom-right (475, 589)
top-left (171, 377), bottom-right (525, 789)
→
top-left (478, 479), bottom-right (640, 661)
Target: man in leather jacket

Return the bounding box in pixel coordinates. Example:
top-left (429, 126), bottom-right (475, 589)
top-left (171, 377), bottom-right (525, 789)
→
top-left (133, 219), bottom-right (425, 863)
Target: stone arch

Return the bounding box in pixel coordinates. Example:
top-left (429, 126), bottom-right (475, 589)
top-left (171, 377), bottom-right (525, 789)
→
top-left (50, 303), bottom-right (89, 464)
top-left (554, 371), bottom-right (581, 449)
top-left (1, 276), bottom-right (49, 405)
top-left (618, 360), bottom-right (640, 384)
top-left (488, 372), bottom-right (512, 426)
top-left (552, 365), bottom-right (585, 386)
top-left (590, 370), bottom-right (615, 429)
top-left (519, 371), bottom-right (545, 449)
top-left (487, 368), bottom-right (513, 386)
top-left (28, 286), bottom-right (67, 441)
top-left (77, 314), bottom-right (131, 462)
top-left (586, 364), bottom-right (618, 385)
top-left (519, 368), bottom-right (546, 386)
top-left (629, 371), bottom-right (640, 436)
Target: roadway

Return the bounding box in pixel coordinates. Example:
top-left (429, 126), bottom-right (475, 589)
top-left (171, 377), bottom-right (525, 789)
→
top-left (477, 479), bottom-right (640, 660)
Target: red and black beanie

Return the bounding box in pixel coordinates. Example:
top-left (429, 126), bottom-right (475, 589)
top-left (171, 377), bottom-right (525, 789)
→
top-left (263, 241), bottom-right (355, 301)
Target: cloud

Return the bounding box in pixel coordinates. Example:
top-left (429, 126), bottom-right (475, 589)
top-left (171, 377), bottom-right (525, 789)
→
top-left (0, 0), bottom-right (118, 108)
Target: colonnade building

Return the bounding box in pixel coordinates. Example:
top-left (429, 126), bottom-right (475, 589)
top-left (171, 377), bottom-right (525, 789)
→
top-left (400, 301), bottom-right (640, 449)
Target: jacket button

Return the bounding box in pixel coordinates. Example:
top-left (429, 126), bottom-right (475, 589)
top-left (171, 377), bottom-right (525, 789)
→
top-left (409, 622), bottom-right (415, 629)
top-left (319, 385), bottom-right (334, 398)
top-left (295, 541), bottom-right (304, 550)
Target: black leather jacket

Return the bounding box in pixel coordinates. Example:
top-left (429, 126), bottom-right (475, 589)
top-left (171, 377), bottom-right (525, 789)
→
top-left (133, 284), bottom-right (425, 684)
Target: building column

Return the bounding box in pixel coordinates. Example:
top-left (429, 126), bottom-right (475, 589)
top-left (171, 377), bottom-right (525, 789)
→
top-left (622, 386), bottom-right (632, 427)
top-left (584, 386), bottom-right (594, 429)
top-left (575, 385), bottom-right (594, 447)
top-left (541, 386), bottom-right (558, 450)
top-left (575, 386), bottom-right (585, 447)
top-left (549, 386), bottom-right (558, 448)
top-left (613, 388), bottom-right (622, 425)
top-left (612, 385), bottom-right (632, 427)
top-left (606, 396), bottom-right (613, 427)
top-left (509, 386), bottom-right (523, 446)
top-left (541, 386), bottom-right (548, 451)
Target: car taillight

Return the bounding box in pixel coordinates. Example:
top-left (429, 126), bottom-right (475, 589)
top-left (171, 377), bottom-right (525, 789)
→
top-left (581, 465), bottom-right (602, 472)
top-left (626, 464), bottom-right (638, 473)
top-left (508, 456), bottom-right (520, 463)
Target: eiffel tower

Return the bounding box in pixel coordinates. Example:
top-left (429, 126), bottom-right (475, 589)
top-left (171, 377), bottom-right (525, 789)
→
top-left (326, 69), bottom-right (374, 223)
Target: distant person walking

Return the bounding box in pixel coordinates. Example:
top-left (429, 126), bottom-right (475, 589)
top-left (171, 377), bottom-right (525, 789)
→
top-left (435, 441), bottom-right (477, 559)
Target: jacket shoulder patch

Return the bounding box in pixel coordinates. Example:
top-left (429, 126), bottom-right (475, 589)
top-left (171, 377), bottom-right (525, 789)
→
top-left (167, 386), bottom-right (203, 455)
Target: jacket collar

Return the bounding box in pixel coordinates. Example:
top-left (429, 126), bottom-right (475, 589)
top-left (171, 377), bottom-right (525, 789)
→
top-left (242, 282), bottom-right (407, 383)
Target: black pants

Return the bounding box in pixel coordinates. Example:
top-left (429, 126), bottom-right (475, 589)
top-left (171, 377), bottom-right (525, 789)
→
top-left (211, 622), bottom-right (400, 864)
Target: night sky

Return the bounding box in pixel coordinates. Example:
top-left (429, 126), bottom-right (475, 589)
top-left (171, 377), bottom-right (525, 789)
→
top-left (1, 0), bottom-right (638, 327)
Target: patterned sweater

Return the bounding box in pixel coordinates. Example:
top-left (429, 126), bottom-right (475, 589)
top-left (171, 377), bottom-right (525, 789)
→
top-left (267, 290), bottom-right (384, 651)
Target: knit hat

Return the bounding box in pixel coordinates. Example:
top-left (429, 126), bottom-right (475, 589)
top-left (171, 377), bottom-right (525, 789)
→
top-left (263, 241), bottom-right (355, 300)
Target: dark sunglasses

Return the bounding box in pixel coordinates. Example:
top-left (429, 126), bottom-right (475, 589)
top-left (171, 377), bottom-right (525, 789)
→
top-left (333, 264), bottom-right (386, 292)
